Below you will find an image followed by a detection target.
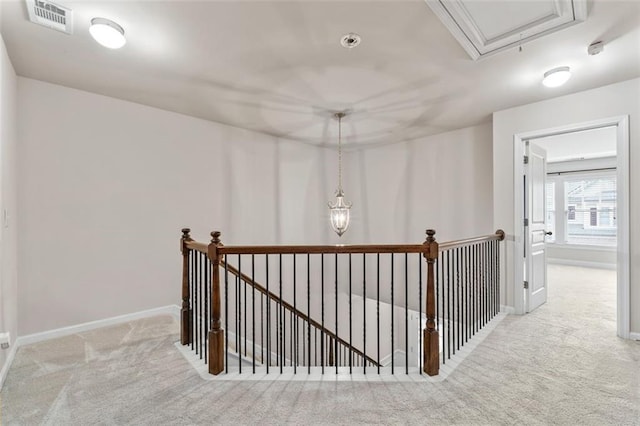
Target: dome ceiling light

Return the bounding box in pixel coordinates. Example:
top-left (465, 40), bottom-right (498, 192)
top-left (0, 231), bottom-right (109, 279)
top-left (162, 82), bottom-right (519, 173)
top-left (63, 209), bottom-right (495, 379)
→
top-left (542, 66), bottom-right (571, 88)
top-left (89, 17), bottom-right (126, 49)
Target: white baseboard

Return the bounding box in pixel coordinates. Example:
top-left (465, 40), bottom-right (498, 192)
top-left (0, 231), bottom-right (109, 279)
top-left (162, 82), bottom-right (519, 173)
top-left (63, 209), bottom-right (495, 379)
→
top-left (16, 305), bottom-right (180, 347)
top-left (630, 332), bottom-right (640, 341)
top-left (379, 349), bottom-right (406, 367)
top-left (547, 258), bottom-right (616, 270)
top-left (0, 342), bottom-right (19, 390)
top-left (500, 305), bottom-right (516, 314)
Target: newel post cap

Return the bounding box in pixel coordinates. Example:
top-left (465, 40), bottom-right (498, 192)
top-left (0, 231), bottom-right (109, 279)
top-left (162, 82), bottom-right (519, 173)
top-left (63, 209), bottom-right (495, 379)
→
top-left (180, 228), bottom-right (192, 254)
top-left (211, 231), bottom-right (222, 245)
top-left (424, 229), bottom-right (438, 260)
top-left (425, 229), bottom-right (436, 242)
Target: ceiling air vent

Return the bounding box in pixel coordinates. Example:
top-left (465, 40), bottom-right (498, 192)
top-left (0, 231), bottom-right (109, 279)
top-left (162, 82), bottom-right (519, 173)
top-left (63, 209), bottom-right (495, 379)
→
top-left (25, 0), bottom-right (73, 34)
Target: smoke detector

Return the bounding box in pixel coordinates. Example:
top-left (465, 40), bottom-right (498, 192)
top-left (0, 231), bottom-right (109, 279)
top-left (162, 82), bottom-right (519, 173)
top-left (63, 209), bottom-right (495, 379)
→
top-left (588, 41), bottom-right (604, 56)
top-left (25, 0), bottom-right (73, 34)
top-left (340, 33), bottom-right (361, 49)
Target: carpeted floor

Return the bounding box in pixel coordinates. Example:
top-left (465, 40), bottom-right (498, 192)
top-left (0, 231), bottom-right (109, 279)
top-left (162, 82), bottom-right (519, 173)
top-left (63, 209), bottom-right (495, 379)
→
top-left (2, 265), bottom-right (639, 425)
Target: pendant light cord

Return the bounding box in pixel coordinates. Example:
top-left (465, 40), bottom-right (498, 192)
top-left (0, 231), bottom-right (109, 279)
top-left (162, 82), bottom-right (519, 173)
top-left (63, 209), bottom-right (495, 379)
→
top-left (338, 113), bottom-right (343, 192)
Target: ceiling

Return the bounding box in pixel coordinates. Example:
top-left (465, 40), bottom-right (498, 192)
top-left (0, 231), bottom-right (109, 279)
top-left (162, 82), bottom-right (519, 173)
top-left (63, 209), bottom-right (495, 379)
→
top-left (1, 0), bottom-right (639, 148)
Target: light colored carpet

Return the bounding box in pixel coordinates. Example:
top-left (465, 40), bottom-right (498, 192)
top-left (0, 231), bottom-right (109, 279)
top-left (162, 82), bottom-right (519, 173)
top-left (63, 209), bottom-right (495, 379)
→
top-left (2, 265), bottom-right (639, 425)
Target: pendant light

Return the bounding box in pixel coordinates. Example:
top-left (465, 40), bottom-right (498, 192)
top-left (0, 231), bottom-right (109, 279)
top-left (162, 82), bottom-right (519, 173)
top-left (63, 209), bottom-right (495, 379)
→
top-left (328, 112), bottom-right (352, 237)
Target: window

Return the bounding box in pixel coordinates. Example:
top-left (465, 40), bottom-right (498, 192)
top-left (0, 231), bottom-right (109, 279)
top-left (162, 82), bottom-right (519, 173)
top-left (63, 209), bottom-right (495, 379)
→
top-left (545, 171), bottom-right (616, 247)
top-left (545, 181), bottom-right (556, 243)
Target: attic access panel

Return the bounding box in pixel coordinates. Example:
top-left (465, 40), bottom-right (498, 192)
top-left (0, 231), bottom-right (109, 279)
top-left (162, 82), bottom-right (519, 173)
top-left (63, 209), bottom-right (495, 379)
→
top-left (425, 0), bottom-right (587, 60)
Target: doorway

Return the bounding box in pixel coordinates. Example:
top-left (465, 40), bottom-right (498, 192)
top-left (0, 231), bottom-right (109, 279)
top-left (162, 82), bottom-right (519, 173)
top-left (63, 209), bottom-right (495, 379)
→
top-left (513, 116), bottom-right (630, 338)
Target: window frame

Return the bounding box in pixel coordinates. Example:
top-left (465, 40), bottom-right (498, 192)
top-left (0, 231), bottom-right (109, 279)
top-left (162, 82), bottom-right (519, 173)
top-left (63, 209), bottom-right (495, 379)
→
top-left (545, 169), bottom-right (617, 249)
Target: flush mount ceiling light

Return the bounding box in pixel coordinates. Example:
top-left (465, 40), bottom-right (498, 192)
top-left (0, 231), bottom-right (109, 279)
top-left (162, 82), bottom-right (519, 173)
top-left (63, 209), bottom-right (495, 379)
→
top-left (89, 17), bottom-right (126, 49)
top-left (542, 66), bottom-right (571, 87)
top-left (328, 112), bottom-right (352, 237)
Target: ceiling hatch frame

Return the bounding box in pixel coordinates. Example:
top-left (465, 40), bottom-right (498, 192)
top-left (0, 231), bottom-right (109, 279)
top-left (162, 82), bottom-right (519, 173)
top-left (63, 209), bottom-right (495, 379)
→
top-left (425, 0), bottom-right (588, 60)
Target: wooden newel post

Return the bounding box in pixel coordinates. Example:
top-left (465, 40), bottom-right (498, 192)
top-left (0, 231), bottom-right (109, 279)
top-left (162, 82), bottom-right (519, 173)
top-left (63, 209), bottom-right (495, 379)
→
top-left (208, 231), bottom-right (225, 375)
top-left (423, 229), bottom-right (440, 376)
top-left (180, 228), bottom-right (193, 345)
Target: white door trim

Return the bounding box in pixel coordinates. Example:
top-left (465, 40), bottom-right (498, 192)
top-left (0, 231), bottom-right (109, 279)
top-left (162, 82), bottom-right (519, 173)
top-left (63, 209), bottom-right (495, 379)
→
top-left (512, 115), bottom-right (630, 339)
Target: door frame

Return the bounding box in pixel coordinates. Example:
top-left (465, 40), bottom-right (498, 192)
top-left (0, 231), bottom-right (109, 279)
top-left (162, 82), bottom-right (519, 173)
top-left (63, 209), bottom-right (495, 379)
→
top-left (512, 115), bottom-right (630, 339)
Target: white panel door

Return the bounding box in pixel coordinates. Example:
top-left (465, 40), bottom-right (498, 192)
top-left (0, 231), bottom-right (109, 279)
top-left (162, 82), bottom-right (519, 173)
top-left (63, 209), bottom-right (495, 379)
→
top-left (525, 142), bottom-right (549, 312)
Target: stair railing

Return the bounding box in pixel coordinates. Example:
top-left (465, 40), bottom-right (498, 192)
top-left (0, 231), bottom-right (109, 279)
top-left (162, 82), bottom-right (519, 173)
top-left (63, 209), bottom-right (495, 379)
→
top-left (180, 228), bottom-right (504, 377)
top-left (221, 260), bottom-right (379, 371)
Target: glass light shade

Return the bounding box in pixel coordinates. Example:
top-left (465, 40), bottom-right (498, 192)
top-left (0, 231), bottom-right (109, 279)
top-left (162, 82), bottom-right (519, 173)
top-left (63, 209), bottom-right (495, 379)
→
top-left (328, 190), bottom-right (352, 237)
top-left (542, 66), bottom-right (571, 87)
top-left (90, 18), bottom-right (126, 49)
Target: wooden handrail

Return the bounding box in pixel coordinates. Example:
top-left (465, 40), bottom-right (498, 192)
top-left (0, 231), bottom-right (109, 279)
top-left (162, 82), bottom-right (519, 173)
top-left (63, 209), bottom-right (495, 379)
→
top-left (438, 230), bottom-right (505, 252)
top-left (185, 240), bottom-right (208, 254)
top-left (187, 231), bottom-right (505, 255)
top-left (221, 260), bottom-right (380, 367)
top-left (219, 244), bottom-right (427, 255)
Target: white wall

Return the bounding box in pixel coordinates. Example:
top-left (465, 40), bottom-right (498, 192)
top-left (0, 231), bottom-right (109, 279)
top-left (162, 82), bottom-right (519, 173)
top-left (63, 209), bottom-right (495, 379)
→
top-left (534, 126), bottom-right (617, 161)
top-left (0, 34), bottom-right (18, 379)
top-left (547, 245), bottom-right (616, 269)
top-left (493, 78), bottom-right (640, 333)
top-left (17, 78), bottom-right (495, 336)
top-left (17, 78), bottom-right (334, 335)
top-left (336, 124), bottom-right (495, 313)
top-left (346, 123), bottom-right (494, 244)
